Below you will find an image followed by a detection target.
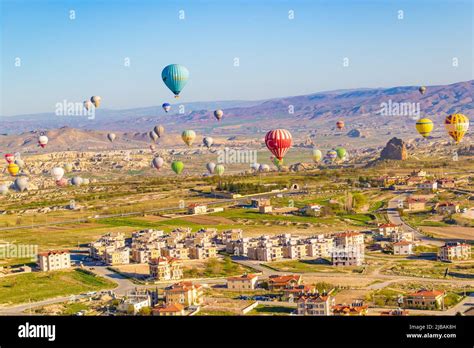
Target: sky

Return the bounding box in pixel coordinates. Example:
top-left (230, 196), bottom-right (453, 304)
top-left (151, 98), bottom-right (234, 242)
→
top-left (1, 0), bottom-right (473, 116)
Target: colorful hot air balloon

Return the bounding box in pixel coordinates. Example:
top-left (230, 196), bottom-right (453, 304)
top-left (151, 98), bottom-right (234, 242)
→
top-left (312, 149), bottom-right (322, 163)
top-left (203, 137), bottom-right (213, 148)
top-left (83, 178), bottom-right (90, 185)
top-left (149, 144), bottom-right (156, 152)
top-left (445, 113), bottom-right (469, 144)
top-left (107, 133), bottom-right (116, 142)
top-left (14, 177), bottom-right (28, 192)
top-left (152, 157), bottom-right (164, 171)
top-left (154, 125), bottom-right (164, 138)
top-left (51, 167), bottom-right (65, 181)
top-left (182, 130), bottom-right (196, 146)
top-left (415, 118), bottom-right (434, 138)
top-left (56, 178), bottom-right (68, 187)
top-left (265, 129), bottom-right (292, 161)
top-left (327, 150), bottom-right (337, 162)
top-left (171, 161), bottom-right (184, 175)
top-left (7, 163), bottom-right (20, 176)
top-left (162, 64), bottom-right (189, 98)
top-left (162, 103), bottom-right (171, 113)
top-left (71, 176), bottom-right (83, 186)
top-left (91, 96), bottom-right (102, 108)
top-left (419, 86), bottom-right (426, 95)
top-left (14, 158), bottom-right (25, 169)
top-left (149, 131), bottom-right (158, 142)
top-left (336, 147), bottom-right (347, 160)
top-left (214, 164), bottom-right (225, 176)
top-left (84, 100), bottom-right (93, 111)
top-left (0, 184), bottom-right (8, 195)
top-left (214, 109), bottom-right (223, 121)
top-left (64, 163), bottom-right (73, 172)
top-left (4, 154), bottom-right (14, 164)
top-left (206, 162), bottom-right (216, 174)
top-left (38, 135), bottom-right (48, 148)
top-left (336, 120), bottom-right (345, 130)
top-left (272, 156), bottom-right (284, 167)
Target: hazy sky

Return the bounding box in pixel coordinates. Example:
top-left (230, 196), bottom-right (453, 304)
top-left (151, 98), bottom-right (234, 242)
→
top-left (1, 0), bottom-right (473, 116)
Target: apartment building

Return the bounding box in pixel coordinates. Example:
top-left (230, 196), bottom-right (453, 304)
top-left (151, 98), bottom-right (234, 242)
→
top-left (149, 257), bottom-right (183, 281)
top-left (164, 282), bottom-right (203, 307)
top-left (438, 242), bottom-right (471, 262)
top-left (37, 250), bottom-right (71, 272)
top-left (226, 274), bottom-right (258, 290)
top-left (297, 293), bottom-right (335, 316)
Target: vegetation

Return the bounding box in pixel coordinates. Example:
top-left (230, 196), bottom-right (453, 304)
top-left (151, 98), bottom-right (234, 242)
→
top-left (216, 180), bottom-right (287, 194)
top-left (183, 256), bottom-right (254, 278)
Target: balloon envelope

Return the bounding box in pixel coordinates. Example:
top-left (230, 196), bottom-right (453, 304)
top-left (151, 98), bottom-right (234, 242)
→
top-left (149, 131), bottom-right (158, 142)
top-left (14, 177), bottom-right (28, 192)
top-left (71, 176), bottom-right (83, 186)
top-left (64, 163), bottom-right (73, 172)
top-left (259, 164), bottom-right (270, 172)
top-left (14, 159), bottom-right (25, 168)
top-left (445, 113), bottom-right (469, 144)
top-left (203, 137), bottom-right (213, 148)
top-left (214, 164), bottom-right (225, 176)
top-left (51, 167), bottom-right (65, 181)
top-left (336, 120), bottom-right (345, 130)
top-left (161, 64), bottom-right (189, 98)
top-left (416, 118), bottom-right (434, 138)
top-left (154, 125), bottom-right (165, 138)
top-left (181, 130), bottom-right (196, 146)
top-left (312, 149), bottom-right (322, 162)
top-left (214, 109), bottom-right (223, 121)
top-left (0, 184), bottom-right (8, 195)
top-left (419, 86), bottom-right (426, 95)
top-left (162, 103), bottom-right (171, 112)
top-left (56, 178), bottom-right (68, 187)
top-left (265, 129), bottom-right (292, 161)
top-left (4, 154), bottom-right (14, 164)
top-left (171, 161), bottom-right (184, 174)
top-left (7, 163), bottom-right (20, 176)
top-left (107, 133), bottom-right (116, 142)
top-left (152, 157), bottom-right (164, 170)
top-left (38, 135), bottom-right (48, 148)
top-left (91, 96), bottom-right (102, 108)
top-left (336, 147), bottom-right (347, 159)
top-left (206, 162), bottom-right (216, 174)
top-left (84, 100), bottom-right (93, 111)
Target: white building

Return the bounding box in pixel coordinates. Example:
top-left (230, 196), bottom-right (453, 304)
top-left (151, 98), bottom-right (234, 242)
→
top-left (38, 250), bottom-right (71, 272)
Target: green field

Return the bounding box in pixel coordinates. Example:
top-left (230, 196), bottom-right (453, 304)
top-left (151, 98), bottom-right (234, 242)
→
top-left (247, 305), bottom-right (294, 315)
top-left (0, 269), bottom-right (116, 305)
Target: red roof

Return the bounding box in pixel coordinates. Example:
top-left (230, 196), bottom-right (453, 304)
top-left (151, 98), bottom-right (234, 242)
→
top-left (38, 250), bottom-right (69, 257)
top-left (269, 274), bottom-right (301, 285)
top-left (153, 303), bottom-right (184, 313)
top-left (165, 281), bottom-right (202, 292)
top-left (393, 241), bottom-right (412, 246)
top-left (379, 223), bottom-right (399, 228)
top-left (407, 290), bottom-right (444, 298)
top-left (406, 197), bottom-right (427, 203)
top-left (334, 231), bottom-right (362, 238)
top-left (227, 274), bottom-right (258, 282)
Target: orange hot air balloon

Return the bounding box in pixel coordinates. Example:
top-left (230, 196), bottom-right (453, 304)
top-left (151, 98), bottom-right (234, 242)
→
top-left (7, 163), bottom-right (20, 176)
top-left (336, 120), bottom-right (345, 130)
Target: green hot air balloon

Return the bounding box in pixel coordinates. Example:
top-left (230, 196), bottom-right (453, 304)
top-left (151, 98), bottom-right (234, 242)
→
top-left (214, 164), bottom-right (225, 176)
top-left (171, 161), bottom-right (184, 175)
top-left (162, 64), bottom-right (189, 98)
top-left (336, 147), bottom-right (347, 160)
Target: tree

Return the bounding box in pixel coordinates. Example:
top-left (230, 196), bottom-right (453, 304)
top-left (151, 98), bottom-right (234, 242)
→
top-left (138, 306), bottom-right (152, 316)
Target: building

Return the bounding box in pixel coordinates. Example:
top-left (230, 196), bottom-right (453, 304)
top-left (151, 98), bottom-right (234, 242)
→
top-left (161, 245), bottom-right (190, 260)
top-left (251, 198), bottom-right (270, 208)
top-left (301, 204), bottom-right (322, 217)
top-left (152, 303), bottom-right (185, 316)
top-left (411, 169), bottom-right (427, 178)
top-left (37, 250), bottom-right (71, 272)
top-left (259, 205), bottom-right (273, 214)
top-left (435, 202), bottom-right (460, 215)
top-left (164, 282), bottom-right (203, 307)
top-left (404, 290), bottom-right (445, 309)
top-left (247, 244), bottom-right (284, 262)
top-left (187, 204), bottom-right (207, 215)
top-left (89, 232), bottom-right (126, 260)
top-left (331, 246), bottom-right (364, 266)
top-left (305, 237), bottom-right (334, 259)
top-left (417, 181), bottom-right (438, 191)
top-left (226, 274), bottom-right (258, 291)
top-left (378, 223), bottom-right (401, 237)
top-left (282, 243), bottom-right (307, 259)
top-left (283, 285), bottom-right (317, 302)
top-left (332, 302), bottom-right (369, 316)
top-left (405, 197), bottom-right (427, 211)
top-left (392, 241), bottom-right (414, 255)
top-left (438, 242), bottom-right (471, 262)
top-left (380, 308), bottom-right (409, 316)
top-left (297, 293), bottom-right (335, 316)
top-left (105, 247), bottom-right (130, 265)
top-left (268, 274), bottom-right (302, 291)
top-left (117, 294), bottom-right (151, 314)
top-left (391, 231), bottom-right (414, 243)
top-left (131, 247), bottom-right (161, 264)
top-left (188, 244), bottom-right (217, 259)
top-left (149, 257), bottom-right (183, 281)
top-left (437, 178), bottom-right (456, 189)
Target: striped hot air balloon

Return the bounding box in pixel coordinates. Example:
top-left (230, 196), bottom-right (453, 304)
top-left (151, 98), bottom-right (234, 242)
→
top-left (265, 129), bottom-right (292, 161)
top-left (336, 120), bottom-right (345, 130)
top-left (445, 113), bottom-right (469, 144)
top-left (162, 64), bottom-right (189, 98)
top-left (415, 118), bottom-right (434, 138)
top-left (181, 130), bottom-right (196, 147)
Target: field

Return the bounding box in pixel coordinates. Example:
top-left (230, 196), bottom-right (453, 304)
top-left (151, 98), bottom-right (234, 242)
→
top-left (381, 260), bottom-right (474, 279)
top-left (263, 259), bottom-right (364, 274)
top-left (0, 269), bottom-right (115, 306)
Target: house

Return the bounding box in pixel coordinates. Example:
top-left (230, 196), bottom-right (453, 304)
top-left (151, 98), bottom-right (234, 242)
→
top-left (332, 302), bottom-right (369, 316)
top-left (405, 197), bottom-right (427, 211)
top-left (251, 198), bottom-right (271, 208)
top-left (226, 274), bottom-right (258, 290)
top-left (297, 293), bottom-right (335, 316)
top-left (161, 245), bottom-right (190, 260)
top-left (438, 242), bottom-right (471, 262)
top-left (417, 181), bottom-right (438, 191)
top-left (37, 250), bottom-right (71, 272)
top-left (435, 202), bottom-right (460, 215)
top-left (380, 308), bottom-right (409, 316)
top-left (164, 282), bottom-right (203, 307)
top-left (104, 247), bottom-right (130, 265)
top-left (410, 169), bottom-right (427, 177)
top-left (283, 285), bottom-right (317, 302)
top-left (301, 204), bottom-right (322, 217)
top-left (149, 257), bottom-right (183, 281)
top-left (117, 294), bottom-right (151, 315)
top-left (392, 241), bottom-right (414, 255)
top-left (406, 176), bottom-right (425, 186)
top-left (437, 178), bottom-right (456, 189)
top-left (259, 205), bottom-right (273, 214)
top-left (187, 203), bottom-right (207, 215)
top-left (378, 223), bottom-right (401, 237)
top-left (391, 231), bottom-right (414, 243)
top-left (152, 303), bottom-right (185, 316)
top-left (268, 274), bottom-right (302, 291)
top-left (404, 290), bottom-right (445, 309)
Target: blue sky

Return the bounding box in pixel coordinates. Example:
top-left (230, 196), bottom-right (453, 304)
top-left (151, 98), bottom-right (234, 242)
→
top-left (1, 0), bottom-right (472, 115)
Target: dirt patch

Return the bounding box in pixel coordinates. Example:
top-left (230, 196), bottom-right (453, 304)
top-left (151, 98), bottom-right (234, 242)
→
top-left (423, 226), bottom-right (474, 241)
top-left (335, 289), bottom-right (371, 304)
top-left (182, 215), bottom-right (234, 225)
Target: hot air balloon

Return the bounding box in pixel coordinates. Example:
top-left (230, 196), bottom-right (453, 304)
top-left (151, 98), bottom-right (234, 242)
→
top-left (51, 167), bottom-right (65, 181)
top-left (84, 100), bottom-right (93, 111)
top-left (4, 154), bottom-right (14, 164)
top-left (71, 176), bottom-right (83, 186)
top-left (14, 177), bottom-right (28, 192)
top-left (182, 130), bottom-right (196, 147)
top-left (83, 178), bottom-right (90, 185)
top-left (150, 144), bottom-right (156, 152)
top-left (203, 137), bottom-right (213, 148)
top-left (206, 162), bottom-right (216, 174)
top-left (312, 149), bottom-right (322, 163)
top-left (107, 133), bottom-right (116, 142)
top-left (38, 135), bottom-right (48, 148)
top-left (14, 158), bottom-right (24, 169)
top-left (259, 164), bottom-right (270, 172)
top-left (152, 157), bottom-right (164, 171)
top-left (162, 103), bottom-right (171, 113)
top-left (336, 120), bottom-right (345, 130)
top-left (250, 163), bottom-right (260, 172)
top-left (162, 64), bottom-right (189, 98)
top-left (214, 109), bottom-right (223, 121)
top-left (149, 131), bottom-right (159, 142)
top-left (91, 96), bottom-right (102, 108)
top-left (415, 118), bottom-right (434, 138)
top-left (265, 129), bottom-right (292, 161)
top-left (154, 125), bottom-right (165, 138)
top-left (214, 164), bottom-right (225, 176)
top-left (445, 113), bottom-right (469, 144)
top-left (271, 156), bottom-right (283, 167)
top-left (171, 161), bottom-right (184, 175)
top-left (56, 178), bottom-right (68, 187)
top-left (419, 86), bottom-right (426, 95)
top-left (336, 147), bottom-right (347, 160)
top-left (7, 163), bottom-right (19, 176)
top-left (64, 163), bottom-right (73, 172)
top-left (0, 184), bottom-right (8, 195)
top-left (327, 150), bottom-right (337, 162)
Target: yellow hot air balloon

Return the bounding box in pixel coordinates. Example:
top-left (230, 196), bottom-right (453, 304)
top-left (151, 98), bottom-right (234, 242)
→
top-left (181, 130), bottom-right (196, 147)
top-left (415, 118), bottom-right (434, 138)
top-left (7, 163), bottom-right (20, 176)
top-left (445, 113), bottom-right (469, 144)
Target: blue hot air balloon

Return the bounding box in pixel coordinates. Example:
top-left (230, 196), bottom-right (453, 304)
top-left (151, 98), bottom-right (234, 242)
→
top-left (162, 103), bottom-right (171, 113)
top-left (162, 64), bottom-right (189, 98)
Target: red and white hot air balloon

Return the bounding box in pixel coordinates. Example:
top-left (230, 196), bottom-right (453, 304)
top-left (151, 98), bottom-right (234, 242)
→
top-left (265, 129), bottom-right (292, 161)
top-left (4, 154), bottom-right (14, 164)
top-left (38, 135), bottom-right (48, 148)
